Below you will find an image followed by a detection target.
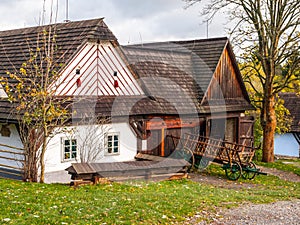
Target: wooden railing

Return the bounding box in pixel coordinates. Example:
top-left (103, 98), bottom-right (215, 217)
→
top-left (0, 143), bottom-right (24, 180)
top-left (168, 133), bottom-right (257, 165)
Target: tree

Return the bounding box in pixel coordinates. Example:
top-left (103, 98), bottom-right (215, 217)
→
top-left (185, 0), bottom-right (300, 162)
top-left (2, 26), bottom-right (70, 182)
top-left (0, 1), bottom-right (70, 182)
top-left (73, 107), bottom-right (111, 163)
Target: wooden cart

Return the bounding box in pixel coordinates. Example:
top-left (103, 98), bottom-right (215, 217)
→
top-left (169, 133), bottom-right (265, 180)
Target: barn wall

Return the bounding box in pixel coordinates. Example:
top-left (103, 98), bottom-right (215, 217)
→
top-left (44, 122), bottom-right (137, 183)
top-left (207, 48), bottom-right (243, 100)
top-left (274, 133), bottom-right (299, 157)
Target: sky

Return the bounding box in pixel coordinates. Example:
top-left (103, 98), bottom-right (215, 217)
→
top-left (0, 0), bottom-right (229, 45)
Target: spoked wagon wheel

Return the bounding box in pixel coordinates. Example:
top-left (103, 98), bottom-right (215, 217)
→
top-left (242, 162), bottom-right (257, 180)
top-left (224, 161), bottom-right (242, 181)
top-left (194, 156), bottom-right (210, 170)
top-left (173, 148), bottom-right (195, 169)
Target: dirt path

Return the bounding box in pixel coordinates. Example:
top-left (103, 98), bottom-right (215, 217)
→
top-left (189, 163), bottom-right (300, 186)
top-left (258, 166), bottom-right (300, 182)
top-left (196, 199), bottom-right (300, 225)
top-left (189, 173), bottom-right (260, 189)
top-left (186, 164), bottom-right (300, 224)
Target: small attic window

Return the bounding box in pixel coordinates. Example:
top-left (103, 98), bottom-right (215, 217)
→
top-left (0, 125), bottom-right (11, 137)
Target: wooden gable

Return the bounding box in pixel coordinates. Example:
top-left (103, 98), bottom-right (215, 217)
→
top-left (53, 42), bottom-right (143, 96)
top-left (203, 43), bottom-right (251, 108)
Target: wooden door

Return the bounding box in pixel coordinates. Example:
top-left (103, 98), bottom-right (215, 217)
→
top-left (146, 130), bottom-right (161, 156)
top-left (239, 116), bottom-right (254, 147)
top-left (225, 118), bottom-right (238, 143)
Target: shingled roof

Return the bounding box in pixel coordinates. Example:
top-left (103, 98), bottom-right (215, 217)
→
top-left (0, 19), bottom-right (253, 123)
top-left (122, 37), bottom-right (252, 111)
top-left (0, 18), bottom-right (117, 83)
top-left (279, 92), bottom-right (300, 132)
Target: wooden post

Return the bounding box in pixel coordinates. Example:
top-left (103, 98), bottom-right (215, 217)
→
top-left (161, 128), bottom-right (165, 157)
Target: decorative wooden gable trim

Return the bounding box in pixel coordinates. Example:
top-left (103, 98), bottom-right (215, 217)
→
top-left (53, 42), bottom-right (144, 96)
top-left (204, 44), bottom-right (246, 101)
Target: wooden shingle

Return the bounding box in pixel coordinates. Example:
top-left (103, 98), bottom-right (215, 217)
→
top-left (279, 93), bottom-right (300, 132)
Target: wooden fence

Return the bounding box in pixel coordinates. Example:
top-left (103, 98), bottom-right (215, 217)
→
top-left (0, 143), bottom-right (24, 180)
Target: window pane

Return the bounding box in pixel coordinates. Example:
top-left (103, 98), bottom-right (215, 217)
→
top-left (114, 135), bottom-right (118, 141)
top-left (114, 141), bottom-right (118, 146)
top-left (72, 145), bottom-right (77, 152)
top-left (108, 147), bottom-right (112, 153)
top-left (72, 152), bottom-right (77, 158)
top-left (108, 136), bottom-right (112, 141)
top-left (72, 139), bottom-right (77, 146)
top-left (65, 140), bottom-right (70, 146)
top-left (65, 153), bottom-right (70, 159)
top-left (113, 147), bottom-right (118, 153)
top-left (65, 146), bottom-right (70, 152)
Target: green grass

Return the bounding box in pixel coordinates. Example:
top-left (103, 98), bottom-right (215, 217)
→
top-left (0, 163), bottom-right (300, 224)
top-left (256, 158), bottom-right (300, 176)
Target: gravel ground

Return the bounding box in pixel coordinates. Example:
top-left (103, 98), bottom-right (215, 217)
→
top-left (195, 199), bottom-right (300, 225)
top-left (185, 164), bottom-right (300, 224)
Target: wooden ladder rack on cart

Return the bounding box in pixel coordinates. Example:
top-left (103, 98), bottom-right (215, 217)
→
top-left (169, 133), bottom-right (266, 180)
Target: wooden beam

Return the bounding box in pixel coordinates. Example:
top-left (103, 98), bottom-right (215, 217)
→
top-left (161, 128), bottom-right (165, 157)
top-left (0, 149), bottom-right (24, 156)
top-left (146, 118), bottom-right (200, 130)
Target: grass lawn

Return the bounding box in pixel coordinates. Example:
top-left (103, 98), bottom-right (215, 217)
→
top-left (0, 165), bottom-right (299, 224)
top-left (256, 158), bottom-right (300, 176)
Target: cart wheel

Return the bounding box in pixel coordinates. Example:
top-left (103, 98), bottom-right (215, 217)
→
top-left (225, 161), bottom-right (242, 181)
top-left (242, 162), bottom-right (257, 180)
top-left (195, 157), bottom-right (210, 170)
top-left (173, 148), bottom-right (195, 168)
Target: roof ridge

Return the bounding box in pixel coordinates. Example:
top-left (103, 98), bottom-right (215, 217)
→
top-left (125, 36), bottom-right (228, 47)
top-left (0, 17), bottom-right (105, 35)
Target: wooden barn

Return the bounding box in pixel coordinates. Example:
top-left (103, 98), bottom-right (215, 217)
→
top-left (0, 18), bottom-right (254, 183)
top-left (275, 93), bottom-right (300, 158)
top-left (123, 39), bottom-right (255, 157)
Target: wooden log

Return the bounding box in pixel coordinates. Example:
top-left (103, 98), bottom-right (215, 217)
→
top-left (0, 149), bottom-right (24, 155)
top-left (168, 172), bottom-right (189, 181)
top-left (0, 163), bottom-right (23, 171)
top-left (70, 180), bottom-right (93, 187)
top-left (93, 176), bottom-right (111, 185)
top-left (0, 143), bottom-right (24, 151)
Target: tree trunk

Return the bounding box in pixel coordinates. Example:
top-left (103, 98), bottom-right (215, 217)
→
top-left (39, 127), bottom-right (47, 183)
top-left (261, 94), bottom-right (276, 162)
top-left (22, 129), bottom-right (38, 182)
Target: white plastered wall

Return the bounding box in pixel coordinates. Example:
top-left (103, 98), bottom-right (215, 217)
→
top-left (44, 122), bottom-right (137, 183)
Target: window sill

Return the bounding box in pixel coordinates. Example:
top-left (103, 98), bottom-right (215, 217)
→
top-left (61, 158), bottom-right (77, 163)
top-left (104, 153), bottom-right (120, 156)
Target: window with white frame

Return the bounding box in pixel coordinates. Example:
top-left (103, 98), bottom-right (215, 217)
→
top-left (106, 133), bottom-right (120, 155)
top-left (62, 138), bottom-right (77, 161)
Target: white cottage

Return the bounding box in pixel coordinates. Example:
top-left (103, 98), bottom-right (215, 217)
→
top-left (275, 93), bottom-right (300, 158)
top-left (0, 18), bottom-right (254, 183)
top-left (0, 18), bottom-right (146, 183)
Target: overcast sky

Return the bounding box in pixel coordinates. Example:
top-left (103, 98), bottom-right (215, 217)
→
top-left (0, 0), bottom-right (229, 44)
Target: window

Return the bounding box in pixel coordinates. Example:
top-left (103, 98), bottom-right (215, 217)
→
top-left (62, 138), bottom-right (77, 161)
top-left (106, 133), bottom-right (120, 155)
